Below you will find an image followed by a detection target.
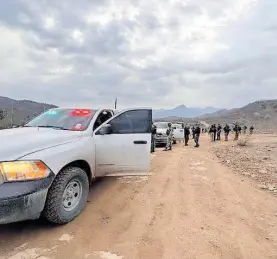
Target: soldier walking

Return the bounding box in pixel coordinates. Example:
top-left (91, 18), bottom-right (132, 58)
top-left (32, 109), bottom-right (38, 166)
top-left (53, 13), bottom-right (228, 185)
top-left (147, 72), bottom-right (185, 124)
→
top-left (194, 124), bottom-right (201, 147)
top-left (164, 122), bottom-right (173, 151)
top-left (192, 126), bottom-right (195, 139)
top-left (184, 125), bottom-right (190, 146)
top-left (209, 125), bottom-right (213, 142)
top-left (250, 125), bottom-right (254, 134)
top-left (209, 124), bottom-right (217, 142)
top-left (236, 126), bottom-right (242, 135)
top-left (233, 123), bottom-right (240, 140)
top-left (216, 124), bottom-right (222, 141)
top-left (223, 124), bottom-right (231, 141)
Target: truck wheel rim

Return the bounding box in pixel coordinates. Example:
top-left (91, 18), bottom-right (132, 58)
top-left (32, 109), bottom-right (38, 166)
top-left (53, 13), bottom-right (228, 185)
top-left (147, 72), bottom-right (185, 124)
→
top-left (63, 179), bottom-right (83, 211)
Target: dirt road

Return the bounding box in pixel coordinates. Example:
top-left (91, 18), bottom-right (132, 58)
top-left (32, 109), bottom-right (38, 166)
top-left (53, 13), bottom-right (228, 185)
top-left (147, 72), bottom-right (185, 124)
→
top-left (1, 135), bottom-right (277, 259)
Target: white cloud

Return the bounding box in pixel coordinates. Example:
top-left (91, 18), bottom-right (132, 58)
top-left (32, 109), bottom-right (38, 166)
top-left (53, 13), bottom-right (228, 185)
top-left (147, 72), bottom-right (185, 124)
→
top-left (44, 16), bottom-right (55, 29)
top-left (0, 0), bottom-right (276, 109)
top-left (71, 29), bottom-right (84, 44)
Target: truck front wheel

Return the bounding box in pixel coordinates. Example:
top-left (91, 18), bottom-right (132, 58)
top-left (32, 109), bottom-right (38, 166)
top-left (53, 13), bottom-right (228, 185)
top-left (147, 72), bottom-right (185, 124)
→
top-left (43, 167), bottom-right (89, 224)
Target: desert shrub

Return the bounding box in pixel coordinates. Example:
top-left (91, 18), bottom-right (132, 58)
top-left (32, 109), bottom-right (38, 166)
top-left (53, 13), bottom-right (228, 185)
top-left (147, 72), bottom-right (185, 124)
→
top-left (237, 137), bottom-right (249, 147)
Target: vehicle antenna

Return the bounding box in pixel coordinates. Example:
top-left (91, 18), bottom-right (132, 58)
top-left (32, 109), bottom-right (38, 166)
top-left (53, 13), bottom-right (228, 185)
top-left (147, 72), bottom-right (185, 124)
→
top-left (114, 98), bottom-right (117, 109)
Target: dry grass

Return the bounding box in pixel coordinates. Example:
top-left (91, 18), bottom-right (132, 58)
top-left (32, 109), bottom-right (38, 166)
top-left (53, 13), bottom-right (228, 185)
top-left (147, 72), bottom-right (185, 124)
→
top-left (237, 136), bottom-right (250, 146)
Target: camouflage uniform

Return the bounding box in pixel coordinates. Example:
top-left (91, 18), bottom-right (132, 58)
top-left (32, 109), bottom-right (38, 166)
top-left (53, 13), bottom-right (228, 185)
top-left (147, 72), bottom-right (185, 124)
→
top-left (233, 124), bottom-right (240, 140)
top-left (165, 123), bottom-right (173, 151)
top-left (216, 124), bottom-right (222, 141)
top-left (194, 125), bottom-right (201, 147)
top-left (250, 125), bottom-right (254, 134)
top-left (151, 123), bottom-right (157, 153)
top-left (184, 126), bottom-right (190, 146)
top-left (223, 124), bottom-right (230, 141)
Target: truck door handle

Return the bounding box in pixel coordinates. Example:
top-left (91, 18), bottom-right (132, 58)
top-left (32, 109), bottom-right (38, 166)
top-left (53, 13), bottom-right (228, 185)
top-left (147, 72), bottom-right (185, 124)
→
top-left (134, 140), bottom-right (147, 144)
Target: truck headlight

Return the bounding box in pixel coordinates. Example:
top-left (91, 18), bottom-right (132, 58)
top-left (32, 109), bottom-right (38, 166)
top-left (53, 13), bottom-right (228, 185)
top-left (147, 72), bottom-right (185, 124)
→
top-left (0, 161), bottom-right (50, 182)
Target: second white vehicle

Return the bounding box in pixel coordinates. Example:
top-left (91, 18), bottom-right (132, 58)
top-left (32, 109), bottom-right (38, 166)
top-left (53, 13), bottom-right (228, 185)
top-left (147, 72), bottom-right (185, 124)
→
top-left (0, 107), bottom-right (152, 225)
top-left (172, 123), bottom-right (184, 144)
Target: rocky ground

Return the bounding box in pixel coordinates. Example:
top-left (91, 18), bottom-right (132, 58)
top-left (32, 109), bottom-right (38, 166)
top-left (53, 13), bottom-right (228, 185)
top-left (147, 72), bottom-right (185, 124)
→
top-left (213, 133), bottom-right (277, 193)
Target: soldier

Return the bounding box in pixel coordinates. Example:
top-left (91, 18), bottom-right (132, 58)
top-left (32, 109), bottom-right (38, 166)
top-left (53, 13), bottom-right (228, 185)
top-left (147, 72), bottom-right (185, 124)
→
top-left (194, 124), bottom-right (201, 147)
top-left (209, 125), bottom-right (213, 141)
top-left (164, 122), bottom-right (173, 151)
top-left (243, 125), bottom-right (247, 134)
top-left (250, 125), bottom-right (254, 134)
top-left (209, 124), bottom-right (216, 142)
top-left (216, 123), bottom-right (222, 141)
top-left (184, 125), bottom-right (190, 146)
top-left (223, 124), bottom-right (231, 141)
top-left (192, 126), bottom-right (196, 139)
top-left (151, 123), bottom-right (157, 153)
top-left (233, 123), bottom-right (240, 140)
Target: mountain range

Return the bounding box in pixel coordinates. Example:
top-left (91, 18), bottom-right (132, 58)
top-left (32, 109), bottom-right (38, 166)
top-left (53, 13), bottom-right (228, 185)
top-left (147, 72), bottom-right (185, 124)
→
top-left (0, 96), bottom-right (277, 131)
top-left (153, 105), bottom-right (221, 119)
top-left (197, 99), bottom-right (277, 130)
top-left (156, 100), bottom-right (277, 131)
top-left (0, 96), bottom-right (57, 128)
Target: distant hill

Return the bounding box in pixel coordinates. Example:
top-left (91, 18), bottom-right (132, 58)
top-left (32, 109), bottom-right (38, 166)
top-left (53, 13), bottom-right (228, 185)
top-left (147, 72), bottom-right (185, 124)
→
top-left (198, 100), bottom-right (277, 130)
top-left (156, 100), bottom-right (277, 131)
top-left (153, 105), bottom-right (221, 119)
top-left (1, 96), bottom-right (277, 131)
top-left (0, 96), bottom-right (57, 128)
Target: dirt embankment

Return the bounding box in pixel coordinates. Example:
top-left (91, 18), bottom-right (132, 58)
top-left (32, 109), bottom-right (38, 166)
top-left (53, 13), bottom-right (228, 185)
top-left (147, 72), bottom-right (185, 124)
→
top-left (213, 134), bottom-right (277, 193)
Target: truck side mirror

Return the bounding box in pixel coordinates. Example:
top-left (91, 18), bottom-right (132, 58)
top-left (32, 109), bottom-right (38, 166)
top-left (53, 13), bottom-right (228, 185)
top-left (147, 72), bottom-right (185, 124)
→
top-left (99, 124), bottom-right (112, 135)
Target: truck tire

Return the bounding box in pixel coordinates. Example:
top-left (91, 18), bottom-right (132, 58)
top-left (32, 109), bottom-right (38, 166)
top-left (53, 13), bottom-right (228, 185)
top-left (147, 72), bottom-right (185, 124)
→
top-left (43, 167), bottom-right (89, 224)
top-left (173, 140), bottom-right (177, 144)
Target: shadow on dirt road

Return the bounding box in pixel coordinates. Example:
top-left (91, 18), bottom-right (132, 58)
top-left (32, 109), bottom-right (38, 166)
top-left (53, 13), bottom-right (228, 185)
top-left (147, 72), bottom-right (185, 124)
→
top-left (0, 177), bottom-right (117, 248)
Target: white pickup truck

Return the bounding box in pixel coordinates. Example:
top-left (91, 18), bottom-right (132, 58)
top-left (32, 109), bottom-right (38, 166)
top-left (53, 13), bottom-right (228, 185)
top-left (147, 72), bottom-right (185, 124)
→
top-left (172, 123), bottom-right (184, 143)
top-left (0, 107), bottom-right (152, 225)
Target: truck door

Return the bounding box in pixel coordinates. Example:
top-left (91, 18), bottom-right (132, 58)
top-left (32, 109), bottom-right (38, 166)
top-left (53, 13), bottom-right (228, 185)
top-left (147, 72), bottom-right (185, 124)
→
top-left (93, 109), bottom-right (152, 176)
top-left (173, 124), bottom-right (184, 139)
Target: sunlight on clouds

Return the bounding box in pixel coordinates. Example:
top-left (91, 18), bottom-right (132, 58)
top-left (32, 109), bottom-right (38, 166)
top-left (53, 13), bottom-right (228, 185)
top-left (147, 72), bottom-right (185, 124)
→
top-left (44, 16), bottom-right (55, 29)
top-left (72, 29), bottom-right (84, 44)
top-left (49, 66), bottom-right (73, 75)
top-left (223, 0), bottom-right (258, 21)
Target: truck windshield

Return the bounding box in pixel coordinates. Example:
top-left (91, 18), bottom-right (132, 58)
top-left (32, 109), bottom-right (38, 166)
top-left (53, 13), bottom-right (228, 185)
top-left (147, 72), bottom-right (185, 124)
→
top-left (154, 122), bottom-right (168, 128)
top-left (25, 108), bottom-right (96, 131)
top-left (172, 124), bottom-right (182, 129)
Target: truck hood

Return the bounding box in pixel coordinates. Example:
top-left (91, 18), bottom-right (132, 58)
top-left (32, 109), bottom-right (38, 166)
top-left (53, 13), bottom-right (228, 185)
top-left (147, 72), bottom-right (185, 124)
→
top-left (0, 127), bottom-right (83, 161)
top-left (156, 128), bottom-right (167, 135)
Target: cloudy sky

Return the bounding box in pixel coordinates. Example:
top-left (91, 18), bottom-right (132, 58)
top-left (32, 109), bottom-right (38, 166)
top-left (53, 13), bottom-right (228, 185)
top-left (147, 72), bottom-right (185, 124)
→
top-left (0, 0), bottom-right (276, 109)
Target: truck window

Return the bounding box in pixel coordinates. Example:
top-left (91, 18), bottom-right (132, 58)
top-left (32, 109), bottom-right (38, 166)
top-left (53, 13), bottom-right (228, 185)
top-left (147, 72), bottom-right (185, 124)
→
top-left (93, 110), bottom-right (113, 131)
top-left (154, 122), bottom-right (168, 129)
top-left (172, 124), bottom-right (182, 129)
top-left (109, 110), bottom-right (151, 134)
